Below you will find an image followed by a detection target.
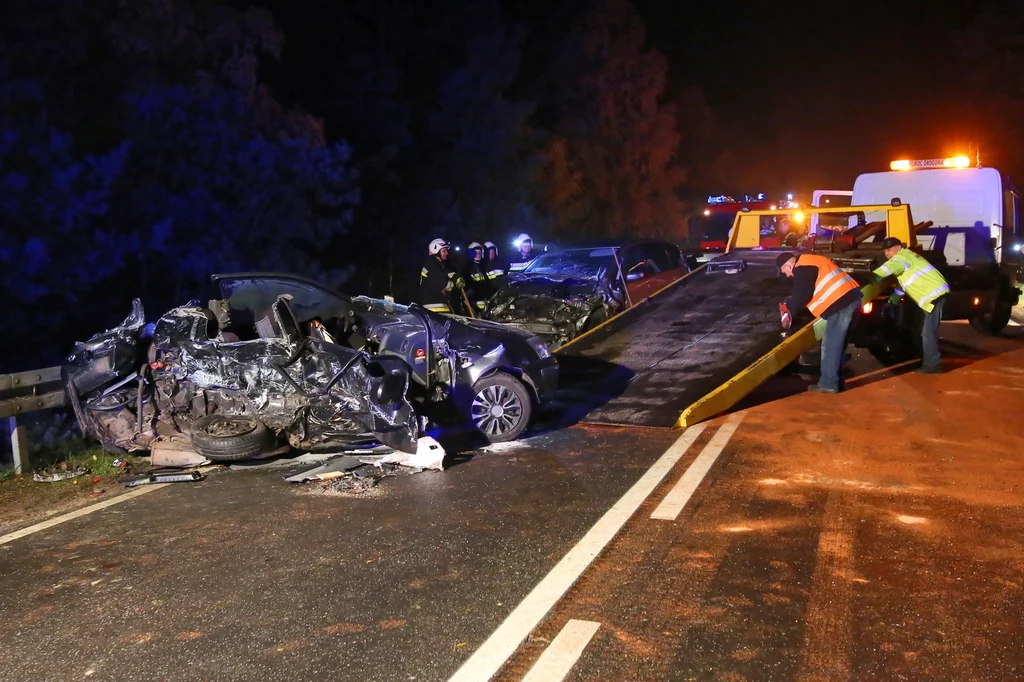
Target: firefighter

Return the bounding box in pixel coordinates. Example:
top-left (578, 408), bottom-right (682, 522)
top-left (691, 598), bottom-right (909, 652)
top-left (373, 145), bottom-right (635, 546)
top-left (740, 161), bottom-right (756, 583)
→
top-left (483, 240), bottom-right (507, 291)
top-left (872, 237), bottom-right (950, 373)
top-left (419, 238), bottom-right (463, 313)
top-left (776, 252), bottom-right (862, 394)
top-left (507, 233), bottom-right (536, 273)
top-left (464, 241), bottom-right (489, 310)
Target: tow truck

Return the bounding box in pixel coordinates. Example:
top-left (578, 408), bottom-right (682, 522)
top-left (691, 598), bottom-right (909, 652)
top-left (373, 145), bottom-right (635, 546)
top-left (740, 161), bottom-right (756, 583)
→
top-left (551, 203), bottom-right (906, 429)
top-left (807, 156), bottom-right (1022, 354)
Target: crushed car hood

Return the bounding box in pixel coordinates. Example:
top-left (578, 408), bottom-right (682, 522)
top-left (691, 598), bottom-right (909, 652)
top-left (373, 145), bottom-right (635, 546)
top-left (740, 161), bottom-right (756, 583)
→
top-left (485, 276), bottom-right (621, 346)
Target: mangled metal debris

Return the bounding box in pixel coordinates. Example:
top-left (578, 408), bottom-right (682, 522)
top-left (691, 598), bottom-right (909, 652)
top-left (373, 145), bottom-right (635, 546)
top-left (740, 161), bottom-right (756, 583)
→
top-left (63, 273), bottom-right (558, 462)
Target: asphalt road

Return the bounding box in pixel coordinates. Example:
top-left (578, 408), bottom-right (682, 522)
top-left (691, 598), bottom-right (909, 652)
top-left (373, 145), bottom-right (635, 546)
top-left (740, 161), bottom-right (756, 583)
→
top-left (1, 321), bottom-right (1022, 682)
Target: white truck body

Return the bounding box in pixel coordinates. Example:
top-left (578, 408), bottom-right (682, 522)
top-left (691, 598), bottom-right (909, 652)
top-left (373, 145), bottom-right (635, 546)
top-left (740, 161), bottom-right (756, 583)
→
top-left (850, 168), bottom-right (1019, 266)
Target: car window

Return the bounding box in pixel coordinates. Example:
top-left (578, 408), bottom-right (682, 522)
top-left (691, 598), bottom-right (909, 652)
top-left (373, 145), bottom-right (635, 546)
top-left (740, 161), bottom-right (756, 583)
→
top-left (619, 246), bottom-right (644, 272)
top-left (639, 243), bottom-right (675, 272)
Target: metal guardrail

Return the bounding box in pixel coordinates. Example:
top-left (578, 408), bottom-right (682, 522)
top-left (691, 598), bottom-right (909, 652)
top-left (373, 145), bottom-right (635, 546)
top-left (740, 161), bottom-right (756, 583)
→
top-left (1, 366), bottom-right (67, 473)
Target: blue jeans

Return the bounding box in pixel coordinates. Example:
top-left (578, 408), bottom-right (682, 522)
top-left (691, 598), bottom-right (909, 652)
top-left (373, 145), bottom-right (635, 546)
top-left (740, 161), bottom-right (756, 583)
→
top-left (819, 298), bottom-right (860, 391)
top-left (921, 296), bottom-right (945, 368)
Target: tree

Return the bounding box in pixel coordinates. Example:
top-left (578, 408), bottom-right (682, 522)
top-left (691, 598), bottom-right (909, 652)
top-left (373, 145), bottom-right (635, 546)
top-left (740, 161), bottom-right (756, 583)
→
top-left (0, 0), bottom-right (360, 370)
top-left (538, 0), bottom-right (687, 240)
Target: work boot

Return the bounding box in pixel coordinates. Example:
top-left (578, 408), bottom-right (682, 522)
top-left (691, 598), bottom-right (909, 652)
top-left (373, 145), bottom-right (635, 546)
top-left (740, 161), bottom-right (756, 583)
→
top-left (807, 384), bottom-right (839, 394)
top-left (916, 364), bottom-right (943, 374)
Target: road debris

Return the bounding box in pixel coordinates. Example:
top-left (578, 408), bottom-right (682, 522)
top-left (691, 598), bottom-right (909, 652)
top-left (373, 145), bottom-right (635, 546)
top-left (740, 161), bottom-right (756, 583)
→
top-left (284, 456), bottom-right (365, 483)
top-left (120, 471), bottom-right (204, 487)
top-left (32, 468), bottom-right (88, 483)
top-left (369, 436), bottom-right (446, 471)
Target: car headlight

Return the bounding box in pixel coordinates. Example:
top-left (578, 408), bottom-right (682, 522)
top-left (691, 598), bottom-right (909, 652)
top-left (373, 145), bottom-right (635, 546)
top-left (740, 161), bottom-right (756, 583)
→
top-left (528, 336), bottom-right (552, 359)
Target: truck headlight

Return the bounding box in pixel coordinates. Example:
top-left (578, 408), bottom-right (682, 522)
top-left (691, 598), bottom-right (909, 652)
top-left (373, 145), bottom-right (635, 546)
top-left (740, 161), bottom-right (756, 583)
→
top-left (528, 336), bottom-right (552, 359)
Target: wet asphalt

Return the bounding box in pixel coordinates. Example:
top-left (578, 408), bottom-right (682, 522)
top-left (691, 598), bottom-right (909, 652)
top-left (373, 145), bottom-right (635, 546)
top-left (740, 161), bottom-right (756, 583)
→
top-left (1, 321), bottom-right (1022, 682)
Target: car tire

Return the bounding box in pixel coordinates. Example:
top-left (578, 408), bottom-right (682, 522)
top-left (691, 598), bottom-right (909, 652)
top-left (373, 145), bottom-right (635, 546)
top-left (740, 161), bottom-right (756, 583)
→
top-left (189, 414), bottom-right (276, 461)
top-left (969, 301), bottom-right (1012, 336)
top-left (466, 372), bottom-right (533, 443)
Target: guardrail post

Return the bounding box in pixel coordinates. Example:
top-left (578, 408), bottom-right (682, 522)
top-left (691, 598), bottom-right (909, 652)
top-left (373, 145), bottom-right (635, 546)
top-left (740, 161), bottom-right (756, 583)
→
top-left (8, 416), bottom-right (29, 474)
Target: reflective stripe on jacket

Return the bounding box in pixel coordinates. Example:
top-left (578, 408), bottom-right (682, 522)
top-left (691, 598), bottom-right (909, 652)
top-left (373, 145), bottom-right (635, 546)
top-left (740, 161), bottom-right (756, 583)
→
top-left (872, 249), bottom-right (950, 313)
top-left (798, 253), bottom-right (861, 318)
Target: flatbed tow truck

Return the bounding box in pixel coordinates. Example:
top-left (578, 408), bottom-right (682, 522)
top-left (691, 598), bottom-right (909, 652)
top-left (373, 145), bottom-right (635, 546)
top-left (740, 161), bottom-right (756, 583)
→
top-left (552, 204), bottom-right (913, 428)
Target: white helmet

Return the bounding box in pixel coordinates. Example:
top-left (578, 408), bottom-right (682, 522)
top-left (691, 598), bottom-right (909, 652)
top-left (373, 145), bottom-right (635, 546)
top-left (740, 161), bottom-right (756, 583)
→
top-left (468, 241), bottom-right (483, 251)
top-left (428, 238), bottom-right (449, 255)
top-left (515, 233), bottom-right (532, 248)
top-left (484, 241), bottom-right (498, 257)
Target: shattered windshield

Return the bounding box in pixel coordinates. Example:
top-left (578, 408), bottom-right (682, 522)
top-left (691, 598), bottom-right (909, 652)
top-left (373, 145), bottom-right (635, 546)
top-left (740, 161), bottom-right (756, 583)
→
top-left (217, 276), bottom-right (351, 325)
top-left (521, 248), bottom-right (619, 280)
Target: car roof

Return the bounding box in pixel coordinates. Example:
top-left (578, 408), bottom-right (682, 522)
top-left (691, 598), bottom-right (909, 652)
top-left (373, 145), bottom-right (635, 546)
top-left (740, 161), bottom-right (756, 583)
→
top-left (542, 238), bottom-right (677, 252)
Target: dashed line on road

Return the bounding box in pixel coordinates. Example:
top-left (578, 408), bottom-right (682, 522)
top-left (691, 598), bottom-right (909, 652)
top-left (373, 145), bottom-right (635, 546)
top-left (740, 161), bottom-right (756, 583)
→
top-left (520, 619), bottom-right (601, 682)
top-left (0, 484), bottom-right (170, 547)
top-left (650, 412), bottom-right (745, 521)
top-left (445, 421), bottom-right (711, 682)
top-left (795, 490), bottom-right (855, 682)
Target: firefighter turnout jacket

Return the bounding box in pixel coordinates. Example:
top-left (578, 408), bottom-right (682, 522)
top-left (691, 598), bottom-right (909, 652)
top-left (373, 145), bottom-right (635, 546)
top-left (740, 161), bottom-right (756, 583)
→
top-left (419, 256), bottom-right (459, 313)
top-left (872, 249), bottom-right (950, 313)
top-left (785, 253), bottom-right (861, 319)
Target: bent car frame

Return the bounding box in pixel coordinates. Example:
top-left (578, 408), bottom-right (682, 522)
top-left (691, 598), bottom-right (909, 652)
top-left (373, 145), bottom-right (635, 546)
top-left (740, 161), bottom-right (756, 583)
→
top-left (64, 273), bottom-right (558, 461)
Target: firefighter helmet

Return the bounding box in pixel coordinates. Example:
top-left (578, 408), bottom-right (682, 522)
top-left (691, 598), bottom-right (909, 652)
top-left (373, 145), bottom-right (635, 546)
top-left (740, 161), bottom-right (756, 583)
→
top-left (428, 238), bottom-right (449, 255)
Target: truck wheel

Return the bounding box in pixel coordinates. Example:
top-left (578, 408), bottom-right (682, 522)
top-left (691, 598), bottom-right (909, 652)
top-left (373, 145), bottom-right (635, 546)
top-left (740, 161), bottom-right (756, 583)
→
top-left (970, 305), bottom-right (1012, 335)
top-left (467, 373), bottom-right (532, 443)
top-left (189, 415), bottom-right (275, 461)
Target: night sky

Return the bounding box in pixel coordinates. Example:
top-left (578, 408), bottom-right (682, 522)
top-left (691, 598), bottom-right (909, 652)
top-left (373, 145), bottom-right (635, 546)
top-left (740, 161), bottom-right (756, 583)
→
top-left (633, 0), bottom-right (980, 196)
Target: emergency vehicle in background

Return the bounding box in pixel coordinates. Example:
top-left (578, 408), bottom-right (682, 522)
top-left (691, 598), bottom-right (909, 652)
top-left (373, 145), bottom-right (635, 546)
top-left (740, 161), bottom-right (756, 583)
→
top-left (808, 155), bottom-right (1022, 351)
top-left (695, 194), bottom-right (804, 251)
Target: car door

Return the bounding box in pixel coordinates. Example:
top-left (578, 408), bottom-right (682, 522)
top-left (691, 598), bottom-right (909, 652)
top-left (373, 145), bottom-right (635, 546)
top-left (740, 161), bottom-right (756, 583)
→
top-left (622, 243), bottom-right (669, 301)
top-left (643, 242), bottom-right (687, 295)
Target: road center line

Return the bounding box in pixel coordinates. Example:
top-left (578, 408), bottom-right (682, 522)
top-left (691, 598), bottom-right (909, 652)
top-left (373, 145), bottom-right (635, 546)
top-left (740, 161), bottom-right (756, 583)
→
top-left (650, 412), bottom-right (745, 521)
top-left (446, 422), bottom-right (709, 682)
top-left (521, 619), bottom-right (601, 682)
top-left (0, 484), bottom-right (169, 547)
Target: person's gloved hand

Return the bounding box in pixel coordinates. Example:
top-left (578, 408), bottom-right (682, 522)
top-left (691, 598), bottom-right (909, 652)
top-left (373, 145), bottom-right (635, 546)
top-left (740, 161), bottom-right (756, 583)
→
top-left (779, 302), bottom-right (792, 329)
top-left (888, 292), bottom-right (901, 305)
top-left (452, 275), bottom-right (466, 289)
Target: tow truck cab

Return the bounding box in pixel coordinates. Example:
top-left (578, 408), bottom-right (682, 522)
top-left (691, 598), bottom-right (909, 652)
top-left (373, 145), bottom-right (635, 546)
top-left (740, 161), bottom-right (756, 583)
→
top-left (822, 157), bottom-right (1023, 352)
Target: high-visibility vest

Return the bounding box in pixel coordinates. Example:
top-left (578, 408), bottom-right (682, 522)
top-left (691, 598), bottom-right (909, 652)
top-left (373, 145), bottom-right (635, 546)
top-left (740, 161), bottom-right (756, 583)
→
top-left (872, 249), bottom-right (950, 313)
top-left (797, 253), bottom-right (860, 318)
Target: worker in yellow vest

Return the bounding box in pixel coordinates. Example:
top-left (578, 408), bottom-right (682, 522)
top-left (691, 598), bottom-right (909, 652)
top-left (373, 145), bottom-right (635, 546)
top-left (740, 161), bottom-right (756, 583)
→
top-left (872, 237), bottom-right (950, 374)
top-left (776, 252), bottom-right (862, 394)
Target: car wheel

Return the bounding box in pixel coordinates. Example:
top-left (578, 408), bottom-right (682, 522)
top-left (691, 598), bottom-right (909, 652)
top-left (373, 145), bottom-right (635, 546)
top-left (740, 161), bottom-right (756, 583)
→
top-left (468, 373), bottom-right (532, 443)
top-left (189, 414), bottom-right (276, 461)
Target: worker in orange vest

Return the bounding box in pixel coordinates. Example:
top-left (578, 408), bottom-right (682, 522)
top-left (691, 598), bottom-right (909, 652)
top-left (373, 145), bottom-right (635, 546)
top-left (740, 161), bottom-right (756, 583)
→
top-left (776, 252), bottom-right (862, 394)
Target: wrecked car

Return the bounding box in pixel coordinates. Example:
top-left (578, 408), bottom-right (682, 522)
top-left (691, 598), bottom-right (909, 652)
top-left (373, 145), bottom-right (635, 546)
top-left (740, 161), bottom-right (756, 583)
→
top-left (64, 273), bottom-right (559, 461)
top-left (484, 240), bottom-right (691, 348)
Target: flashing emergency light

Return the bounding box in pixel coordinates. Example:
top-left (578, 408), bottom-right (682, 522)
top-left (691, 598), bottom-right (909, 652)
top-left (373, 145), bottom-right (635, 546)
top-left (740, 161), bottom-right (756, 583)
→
top-left (512, 239), bottom-right (522, 247)
top-left (769, 204), bottom-right (777, 211)
top-left (454, 246), bottom-right (461, 251)
top-left (1013, 243), bottom-right (1023, 252)
top-left (786, 193), bottom-right (793, 201)
top-left (703, 209), bottom-right (711, 216)
top-left (793, 211), bottom-right (805, 224)
top-left (890, 156), bottom-right (971, 171)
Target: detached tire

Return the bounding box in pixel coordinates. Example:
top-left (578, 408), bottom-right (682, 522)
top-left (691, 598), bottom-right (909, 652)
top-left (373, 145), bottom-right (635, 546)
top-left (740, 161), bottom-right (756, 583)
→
top-left (190, 415), bottom-right (275, 462)
top-left (467, 373), bottom-right (533, 443)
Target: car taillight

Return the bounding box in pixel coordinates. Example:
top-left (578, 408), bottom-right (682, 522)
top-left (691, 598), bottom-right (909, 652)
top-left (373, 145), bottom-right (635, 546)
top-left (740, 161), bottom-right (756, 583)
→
top-left (862, 301), bottom-right (873, 314)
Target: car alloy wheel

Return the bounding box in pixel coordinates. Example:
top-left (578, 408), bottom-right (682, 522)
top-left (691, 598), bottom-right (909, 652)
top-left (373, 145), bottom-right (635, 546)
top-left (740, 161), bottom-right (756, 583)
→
top-left (471, 384), bottom-right (524, 437)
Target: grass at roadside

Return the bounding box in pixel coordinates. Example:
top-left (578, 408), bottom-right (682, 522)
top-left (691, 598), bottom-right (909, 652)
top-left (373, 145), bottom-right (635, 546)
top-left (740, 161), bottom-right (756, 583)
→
top-left (0, 438), bottom-right (147, 533)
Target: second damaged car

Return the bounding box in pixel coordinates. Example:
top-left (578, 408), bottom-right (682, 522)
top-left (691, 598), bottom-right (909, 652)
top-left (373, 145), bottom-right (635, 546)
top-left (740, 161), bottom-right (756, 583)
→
top-left (485, 240), bottom-right (692, 348)
top-left (64, 274), bottom-right (558, 461)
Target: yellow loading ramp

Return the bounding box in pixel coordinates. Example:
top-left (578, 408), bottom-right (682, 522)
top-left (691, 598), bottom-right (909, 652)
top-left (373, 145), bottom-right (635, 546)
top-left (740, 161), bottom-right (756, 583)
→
top-left (675, 202), bottom-right (910, 427)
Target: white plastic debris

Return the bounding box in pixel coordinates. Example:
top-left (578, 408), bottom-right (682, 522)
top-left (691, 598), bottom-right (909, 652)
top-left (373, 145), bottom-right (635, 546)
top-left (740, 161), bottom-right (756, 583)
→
top-left (369, 436), bottom-right (446, 471)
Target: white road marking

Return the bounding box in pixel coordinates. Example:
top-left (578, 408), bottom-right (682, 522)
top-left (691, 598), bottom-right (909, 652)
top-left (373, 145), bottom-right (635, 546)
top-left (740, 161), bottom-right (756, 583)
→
top-left (650, 412), bottom-right (745, 521)
top-left (446, 422), bottom-right (710, 682)
top-left (521, 619), bottom-right (601, 682)
top-left (0, 485), bottom-right (169, 547)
